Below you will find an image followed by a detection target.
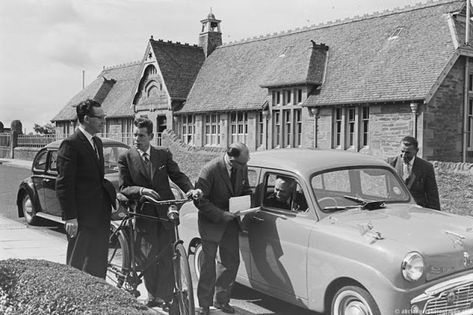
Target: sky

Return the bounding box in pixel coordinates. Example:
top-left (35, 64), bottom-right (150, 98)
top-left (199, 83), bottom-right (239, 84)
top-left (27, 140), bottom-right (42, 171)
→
top-left (0, 0), bottom-right (438, 134)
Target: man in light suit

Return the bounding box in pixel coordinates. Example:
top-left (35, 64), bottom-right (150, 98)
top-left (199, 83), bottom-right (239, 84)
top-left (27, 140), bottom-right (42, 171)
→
top-left (56, 99), bottom-right (116, 278)
top-left (118, 117), bottom-right (201, 309)
top-left (195, 142), bottom-right (252, 315)
top-left (387, 136), bottom-right (440, 210)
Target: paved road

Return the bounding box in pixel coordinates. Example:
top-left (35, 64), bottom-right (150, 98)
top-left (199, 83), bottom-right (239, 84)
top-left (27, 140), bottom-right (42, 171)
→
top-left (0, 163), bottom-right (321, 315)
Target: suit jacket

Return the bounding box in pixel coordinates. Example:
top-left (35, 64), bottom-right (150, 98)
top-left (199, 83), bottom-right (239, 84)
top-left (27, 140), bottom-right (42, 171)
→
top-left (195, 155), bottom-right (252, 242)
top-left (56, 129), bottom-right (115, 228)
top-left (387, 156), bottom-right (440, 210)
top-left (118, 146), bottom-right (194, 226)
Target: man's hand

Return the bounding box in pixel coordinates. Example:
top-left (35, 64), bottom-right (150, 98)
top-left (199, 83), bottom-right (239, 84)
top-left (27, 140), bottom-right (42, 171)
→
top-left (222, 211), bottom-right (237, 223)
top-left (141, 188), bottom-right (161, 200)
top-left (186, 189), bottom-right (203, 200)
top-left (65, 218), bottom-right (78, 238)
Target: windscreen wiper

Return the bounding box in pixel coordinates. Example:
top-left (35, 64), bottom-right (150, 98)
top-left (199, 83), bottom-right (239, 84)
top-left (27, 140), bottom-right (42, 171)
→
top-left (343, 195), bottom-right (385, 210)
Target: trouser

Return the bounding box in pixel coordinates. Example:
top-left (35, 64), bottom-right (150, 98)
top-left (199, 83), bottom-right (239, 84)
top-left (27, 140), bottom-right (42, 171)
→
top-left (197, 221), bottom-right (240, 307)
top-left (66, 225), bottom-right (109, 279)
top-left (135, 217), bottom-right (175, 301)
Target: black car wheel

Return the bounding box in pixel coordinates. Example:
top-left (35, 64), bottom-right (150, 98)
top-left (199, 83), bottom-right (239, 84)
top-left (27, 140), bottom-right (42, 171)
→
top-left (20, 191), bottom-right (39, 225)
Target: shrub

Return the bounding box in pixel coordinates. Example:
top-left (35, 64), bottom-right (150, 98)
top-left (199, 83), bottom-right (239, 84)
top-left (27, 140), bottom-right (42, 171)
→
top-left (0, 259), bottom-right (153, 315)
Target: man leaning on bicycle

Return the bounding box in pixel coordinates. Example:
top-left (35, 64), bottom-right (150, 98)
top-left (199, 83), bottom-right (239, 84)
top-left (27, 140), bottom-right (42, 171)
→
top-left (117, 117), bottom-right (202, 310)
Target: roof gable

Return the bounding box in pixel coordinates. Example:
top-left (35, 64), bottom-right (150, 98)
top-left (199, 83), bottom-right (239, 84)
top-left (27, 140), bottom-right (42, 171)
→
top-left (150, 39), bottom-right (205, 100)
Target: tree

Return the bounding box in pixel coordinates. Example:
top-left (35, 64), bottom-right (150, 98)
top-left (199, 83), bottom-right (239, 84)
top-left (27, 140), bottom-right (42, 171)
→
top-left (33, 123), bottom-right (55, 135)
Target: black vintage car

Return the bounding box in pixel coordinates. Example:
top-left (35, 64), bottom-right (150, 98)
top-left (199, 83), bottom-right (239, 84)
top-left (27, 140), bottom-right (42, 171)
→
top-left (17, 138), bottom-right (130, 225)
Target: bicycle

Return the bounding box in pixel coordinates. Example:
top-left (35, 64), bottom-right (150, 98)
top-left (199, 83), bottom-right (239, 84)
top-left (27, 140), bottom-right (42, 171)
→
top-left (106, 192), bottom-right (195, 315)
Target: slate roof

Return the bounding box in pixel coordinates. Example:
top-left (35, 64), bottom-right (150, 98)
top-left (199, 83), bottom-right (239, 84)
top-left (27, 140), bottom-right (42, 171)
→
top-left (180, 0), bottom-right (467, 113)
top-left (52, 62), bottom-right (140, 121)
top-left (149, 39), bottom-right (205, 100)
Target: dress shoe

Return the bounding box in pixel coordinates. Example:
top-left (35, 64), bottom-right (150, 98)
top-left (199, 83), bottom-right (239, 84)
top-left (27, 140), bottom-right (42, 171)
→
top-left (214, 302), bottom-right (235, 314)
top-left (199, 306), bottom-right (210, 315)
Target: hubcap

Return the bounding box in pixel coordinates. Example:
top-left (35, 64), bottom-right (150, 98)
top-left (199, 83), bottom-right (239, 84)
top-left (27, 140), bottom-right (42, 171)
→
top-left (345, 301), bottom-right (370, 315)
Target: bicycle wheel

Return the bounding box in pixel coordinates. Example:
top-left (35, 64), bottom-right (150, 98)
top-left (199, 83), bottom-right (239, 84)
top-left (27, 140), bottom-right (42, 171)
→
top-left (173, 243), bottom-right (195, 315)
top-left (106, 223), bottom-right (130, 289)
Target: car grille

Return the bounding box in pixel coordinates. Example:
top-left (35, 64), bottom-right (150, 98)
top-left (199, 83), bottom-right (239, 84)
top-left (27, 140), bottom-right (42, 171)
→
top-left (423, 282), bottom-right (473, 314)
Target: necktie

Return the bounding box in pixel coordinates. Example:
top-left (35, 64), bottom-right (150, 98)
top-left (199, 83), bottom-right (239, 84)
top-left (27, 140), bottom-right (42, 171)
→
top-left (143, 152), bottom-right (152, 178)
top-left (92, 136), bottom-right (100, 159)
top-left (230, 167), bottom-right (237, 191)
top-left (403, 163), bottom-right (410, 181)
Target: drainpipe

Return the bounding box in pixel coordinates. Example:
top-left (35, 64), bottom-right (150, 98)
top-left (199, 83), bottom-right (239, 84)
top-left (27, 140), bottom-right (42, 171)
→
top-left (463, 0), bottom-right (471, 162)
top-left (310, 107), bottom-right (319, 148)
top-left (410, 102), bottom-right (418, 138)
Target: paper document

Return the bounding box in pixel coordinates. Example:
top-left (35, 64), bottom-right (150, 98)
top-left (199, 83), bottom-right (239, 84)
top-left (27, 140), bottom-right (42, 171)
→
top-left (229, 195), bottom-right (260, 216)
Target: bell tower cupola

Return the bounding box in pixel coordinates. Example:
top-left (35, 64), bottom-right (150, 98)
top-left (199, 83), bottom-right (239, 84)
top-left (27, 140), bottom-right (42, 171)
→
top-left (199, 9), bottom-right (222, 58)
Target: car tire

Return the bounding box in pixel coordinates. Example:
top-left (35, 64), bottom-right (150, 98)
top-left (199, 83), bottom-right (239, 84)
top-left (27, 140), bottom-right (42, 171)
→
top-left (193, 242), bottom-right (203, 280)
top-left (331, 285), bottom-right (380, 315)
top-left (20, 191), bottom-right (39, 226)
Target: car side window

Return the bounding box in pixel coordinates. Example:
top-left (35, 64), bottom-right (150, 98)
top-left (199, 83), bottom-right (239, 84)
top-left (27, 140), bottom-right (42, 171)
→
top-left (262, 173), bottom-right (308, 212)
top-left (247, 169), bottom-right (258, 194)
top-left (33, 150), bottom-right (48, 172)
top-left (47, 151), bottom-right (58, 174)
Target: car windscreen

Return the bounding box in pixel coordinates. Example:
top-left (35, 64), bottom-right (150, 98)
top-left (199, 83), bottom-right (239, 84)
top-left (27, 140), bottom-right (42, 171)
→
top-left (103, 145), bottom-right (129, 174)
top-left (311, 167), bottom-right (410, 212)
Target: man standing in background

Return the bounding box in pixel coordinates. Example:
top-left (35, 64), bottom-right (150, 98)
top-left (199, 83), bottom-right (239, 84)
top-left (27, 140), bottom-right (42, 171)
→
top-left (387, 136), bottom-right (440, 210)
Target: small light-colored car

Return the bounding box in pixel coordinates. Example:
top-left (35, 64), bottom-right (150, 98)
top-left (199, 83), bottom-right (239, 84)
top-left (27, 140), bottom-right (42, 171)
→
top-left (16, 138), bottom-right (130, 225)
top-left (179, 149), bottom-right (473, 315)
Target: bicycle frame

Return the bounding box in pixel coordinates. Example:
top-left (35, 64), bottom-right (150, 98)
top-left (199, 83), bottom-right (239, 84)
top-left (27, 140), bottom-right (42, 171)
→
top-left (107, 194), bottom-right (195, 314)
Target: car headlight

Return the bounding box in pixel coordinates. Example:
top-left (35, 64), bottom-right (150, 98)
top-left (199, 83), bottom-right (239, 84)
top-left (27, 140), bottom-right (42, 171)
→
top-left (402, 252), bottom-right (424, 281)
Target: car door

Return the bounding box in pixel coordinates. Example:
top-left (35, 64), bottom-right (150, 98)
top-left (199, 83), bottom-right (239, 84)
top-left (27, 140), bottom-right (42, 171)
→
top-left (43, 150), bottom-right (62, 217)
top-left (237, 167), bottom-right (260, 282)
top-left (31, 149), bottom-right (49, 211)
top-left (246, 171), bottom-right (311, 303)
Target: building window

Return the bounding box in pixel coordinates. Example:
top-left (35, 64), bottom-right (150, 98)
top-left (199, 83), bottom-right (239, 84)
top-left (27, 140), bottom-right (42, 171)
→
top-left (282, 110), bottom-right (292, 147)
top-left (294, 109), bottom-right (302, 147)
top-left (332, 106), bottom-right (370, 150)
top-left (283, 90), bottom-right (292, 105)
top-left (468, 99), bottom-right (473, 149)
top-left (273, 111), bottom-right (281, 147)
top-left (230, 112), bottom-right (248, 143)
top-left (257, 112), bottom-right (265, 148)
top-left (346, 107), bottom-right (356, 148)
top-left (333, 108), bottom-right (342, 148)
top-left (296, 89), bottom-right (303, 104)
top-left (180, 114), bottom-right (195, 145)
top-left (361, 106), bottom-right (369, 147)
top-left (204, 114), bottom-right (221, 146)
top-left (273, 91), bottom-right (281, 106)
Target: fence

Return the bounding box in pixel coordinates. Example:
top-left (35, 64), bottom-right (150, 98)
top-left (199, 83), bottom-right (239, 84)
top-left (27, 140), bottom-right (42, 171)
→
top-left (17, 134), bottom-right (57, 148)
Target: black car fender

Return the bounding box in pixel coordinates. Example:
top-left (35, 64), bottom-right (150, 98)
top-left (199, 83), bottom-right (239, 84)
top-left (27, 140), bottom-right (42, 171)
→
top-left (17, 178), bottom-right (40, 218)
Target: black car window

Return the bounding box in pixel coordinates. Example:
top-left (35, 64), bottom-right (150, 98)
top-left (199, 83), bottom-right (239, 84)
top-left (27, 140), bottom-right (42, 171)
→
top-left (103, 145), bottom-right (129, 174)
top-left (47, 150), bottom-right (58, 175)
top-left (33, 150), bottom-right (48, 172)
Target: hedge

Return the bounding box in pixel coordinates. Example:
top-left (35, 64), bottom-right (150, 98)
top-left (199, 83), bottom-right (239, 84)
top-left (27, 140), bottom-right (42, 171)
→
top-left (0, 259), bottom-right (154, 315)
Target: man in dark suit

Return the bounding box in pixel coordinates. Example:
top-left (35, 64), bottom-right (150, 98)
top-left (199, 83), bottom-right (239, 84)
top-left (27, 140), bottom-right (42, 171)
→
top-left (387, 136), bottom-right (440, 210)
top-left (117, 117), bottom-right (201, 309)
top-left (56, 99), bottom-right (116, 278)
top-left (195, 142), bottom-right (252, 315)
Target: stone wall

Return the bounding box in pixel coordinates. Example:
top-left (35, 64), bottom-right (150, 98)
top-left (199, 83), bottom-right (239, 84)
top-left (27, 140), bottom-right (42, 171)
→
top-left (161, 129), bottom-right (225, 182)
top-left (13, 147), bottom-right (41, 161)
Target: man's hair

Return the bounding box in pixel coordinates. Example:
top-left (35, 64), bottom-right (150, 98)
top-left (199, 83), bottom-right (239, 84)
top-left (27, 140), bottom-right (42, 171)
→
top-left (227, 142), bottom-right (248, 158)
top-left (134, 117), bottom-right (153, 135)
top-left (275, 176), bottom-right (295, 188)
top-left (401, 136), bottom-right (418, 149)
top-left (76, 99), bottom-right (101, 123)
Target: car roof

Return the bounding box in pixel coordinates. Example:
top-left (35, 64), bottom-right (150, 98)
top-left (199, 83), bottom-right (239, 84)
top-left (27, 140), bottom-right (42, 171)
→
top-left (45, 137), bottom-right (129, 149)
top-left (249, 149), bottom-right (389, 176)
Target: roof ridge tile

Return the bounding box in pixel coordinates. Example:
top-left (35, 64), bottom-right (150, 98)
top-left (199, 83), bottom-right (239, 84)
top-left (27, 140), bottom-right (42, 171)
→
top-left (103, 61), bottom-right (141, 70)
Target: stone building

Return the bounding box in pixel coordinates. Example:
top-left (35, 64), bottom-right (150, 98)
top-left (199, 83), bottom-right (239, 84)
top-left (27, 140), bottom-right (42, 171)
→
top-left (52, 0), bottom-right (473, 161)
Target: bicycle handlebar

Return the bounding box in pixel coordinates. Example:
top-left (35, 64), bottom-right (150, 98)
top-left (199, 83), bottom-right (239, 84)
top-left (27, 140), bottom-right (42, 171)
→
top-left (139, 195), bottom-right (191, 207)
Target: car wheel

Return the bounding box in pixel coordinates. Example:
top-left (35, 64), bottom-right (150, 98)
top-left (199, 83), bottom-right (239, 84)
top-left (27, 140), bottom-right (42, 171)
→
top-left (21, 192), bottom-right (39, 225)
top-left (193, 242), bottom-right (203, 280)
top-left (331, 285), bottom-right (380, 315)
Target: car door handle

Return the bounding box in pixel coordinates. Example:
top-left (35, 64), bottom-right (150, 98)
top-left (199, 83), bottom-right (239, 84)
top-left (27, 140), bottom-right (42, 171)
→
top-left (43, 179), bottom-right (52, 183)
top-left (251, 216), bottom-right (264, 223)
